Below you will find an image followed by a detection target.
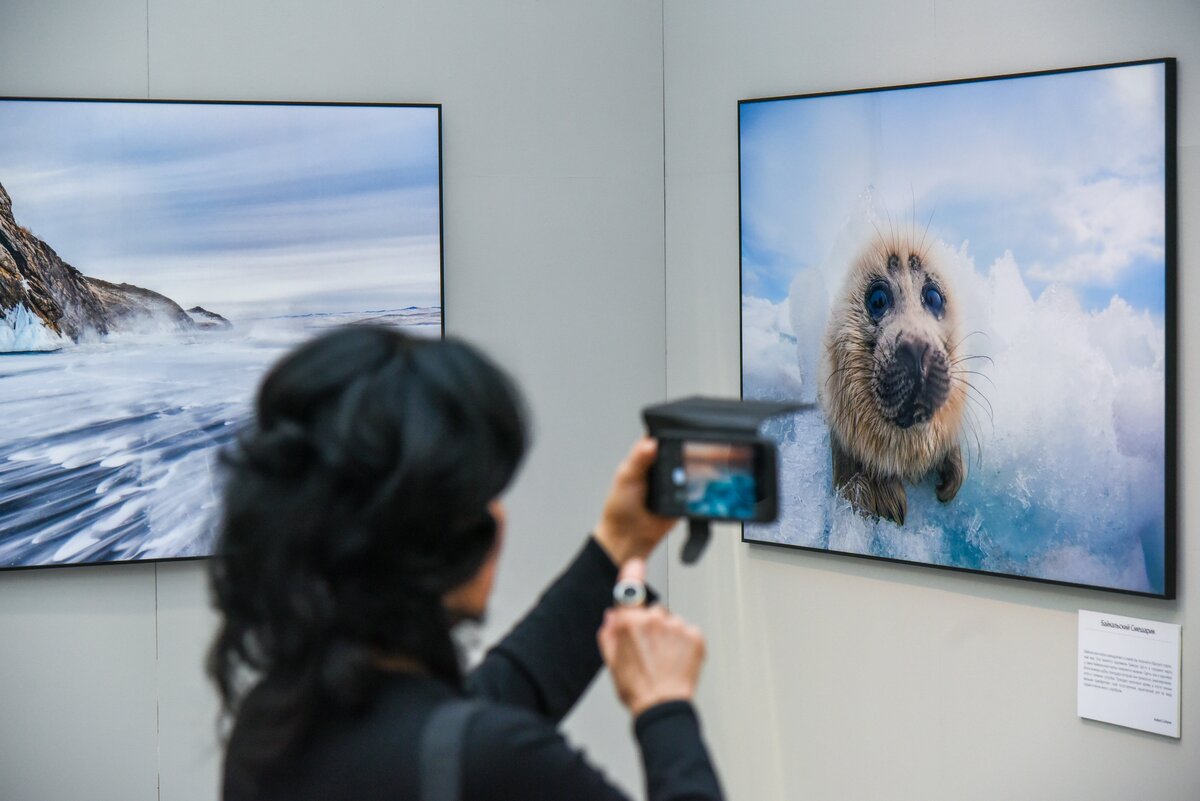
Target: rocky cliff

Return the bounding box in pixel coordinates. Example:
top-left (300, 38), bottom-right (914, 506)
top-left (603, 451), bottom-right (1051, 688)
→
top-left (186, 305), bottom-right (233, 330)
top-left (0, 180), bottom-right (211, 350)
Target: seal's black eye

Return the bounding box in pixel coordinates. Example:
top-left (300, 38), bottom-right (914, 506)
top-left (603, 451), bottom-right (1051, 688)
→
top-left (865, 281), bottom-right (893, 320)
top-left (922, 284), bottom-right (945, 317)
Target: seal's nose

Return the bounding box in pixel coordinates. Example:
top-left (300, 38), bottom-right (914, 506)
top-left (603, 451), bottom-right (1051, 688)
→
top-left (895, 339), bottom-right (929, 384)
top-left (877, 337), bottom-right (949, 429)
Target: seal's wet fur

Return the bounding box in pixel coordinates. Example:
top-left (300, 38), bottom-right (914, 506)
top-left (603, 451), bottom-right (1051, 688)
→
top-left (819, 232), bottom-right (967, 525)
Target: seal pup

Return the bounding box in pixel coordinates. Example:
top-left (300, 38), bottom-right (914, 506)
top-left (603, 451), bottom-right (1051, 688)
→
top-left (819, 232), bottom-right (968, 524)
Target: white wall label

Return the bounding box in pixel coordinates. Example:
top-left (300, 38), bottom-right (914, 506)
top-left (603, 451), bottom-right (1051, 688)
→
top-left (1077, 610), bottom-right (1181, 738)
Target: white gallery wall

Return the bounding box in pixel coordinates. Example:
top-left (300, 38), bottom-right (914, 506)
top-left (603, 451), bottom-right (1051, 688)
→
top-left (664, 2), bottom-right (1199, 800)
top-left (2, 1), bottom-right (1199, 801)
top-left (0, 1), bottom-right (666, 800)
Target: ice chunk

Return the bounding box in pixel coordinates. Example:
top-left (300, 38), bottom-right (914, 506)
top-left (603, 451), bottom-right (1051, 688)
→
top-left (787, 268), bottom-right (829, 405)
top-left (0, 304), bottom-right (70, 353)
top-left (742, 296), bottom-right (804, 401)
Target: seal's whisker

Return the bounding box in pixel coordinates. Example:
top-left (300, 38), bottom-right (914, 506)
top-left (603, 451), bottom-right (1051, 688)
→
top-left (951, 373), bottom-right (993, 415)
top-left (823, 364), bottom-right (872, 386)
top-left (952, 368), bottom-right (996, 390)
top-left (883, 205), bottom-right (897, 255)
top-left (962, 398), bottom-right (989, 459)
top-left (871, 242), bottom-right (890, 268)
top-left (951, 354), bottom-right (995, 368)
top-left (869, 219), bottom-right (888, 261)
top-left (825, 366), bottom-right (873, 383)
top-left (961, 406), bottom-right (986, 469)
top-left (918, 209), bottom-right (936, 260)
top-left (972, 408), bottom-right (992, 457)
top-left (952, 372), bottom-right (991, 402)
top-left (965, 420), bottom-right (978, 469)
top-left (949, 330), bottom-right (990, 354)
top-left (955, 379), bottom-right (995, 426)
top-left (910, 185), bottom-right (916, 248)
top-left (960, 407), bottom-right (978, 463)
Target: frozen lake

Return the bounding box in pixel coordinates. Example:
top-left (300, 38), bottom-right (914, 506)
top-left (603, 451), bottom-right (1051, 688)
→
top-left (0, 308), bottom-right (440, 567)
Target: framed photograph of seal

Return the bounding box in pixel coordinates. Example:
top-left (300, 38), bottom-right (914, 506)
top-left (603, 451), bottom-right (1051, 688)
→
top-left (0, 98), bottom-right (443, 569)
top-left (739, 59), bottom-right (1176, 598)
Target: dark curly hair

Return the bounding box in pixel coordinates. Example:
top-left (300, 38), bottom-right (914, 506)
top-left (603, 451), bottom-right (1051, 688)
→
top-left (208, 325), bottom-right (528, 781)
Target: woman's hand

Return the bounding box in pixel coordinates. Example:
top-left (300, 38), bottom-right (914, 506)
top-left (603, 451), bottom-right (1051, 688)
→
top-left (597, 559), bottom-right (706, 717)
top-left (593, 438), bottom-right (678, 566)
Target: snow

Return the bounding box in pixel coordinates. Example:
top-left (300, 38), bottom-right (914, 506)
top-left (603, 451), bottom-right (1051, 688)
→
top-left (744, 231), bottom-right (1166, 595)
top-left (0, 307), bottom-right (441, 566)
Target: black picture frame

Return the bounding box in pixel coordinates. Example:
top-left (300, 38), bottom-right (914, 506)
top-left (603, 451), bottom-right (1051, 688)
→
top-left (738, 59), bottom-right (1176, 599)
top-left (0, 96), bottom-right (444, 571)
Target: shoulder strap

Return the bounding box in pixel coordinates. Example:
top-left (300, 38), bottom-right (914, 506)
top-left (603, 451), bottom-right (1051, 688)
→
top-left (418, 698), bottom-right (484, 801)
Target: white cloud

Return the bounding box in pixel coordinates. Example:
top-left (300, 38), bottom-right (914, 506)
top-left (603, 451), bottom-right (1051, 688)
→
top-left (1106, 64), bottom-right (1160, 119)
top-left (740, 63), bottom-right (1168, 306)
top-left (84, 236), bottom-right (441, 315)
top-left (1028, 178), bottom-right (1164, 285)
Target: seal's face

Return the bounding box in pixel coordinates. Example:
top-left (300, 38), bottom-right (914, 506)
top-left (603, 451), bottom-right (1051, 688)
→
top-left (819, 232), bottom-right (969, 505)
top-left (863, 249), bottom-right (954, 429)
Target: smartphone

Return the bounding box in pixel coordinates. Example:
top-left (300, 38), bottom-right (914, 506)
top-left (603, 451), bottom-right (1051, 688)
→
top-left (647, 435), bottom-right (777, 522)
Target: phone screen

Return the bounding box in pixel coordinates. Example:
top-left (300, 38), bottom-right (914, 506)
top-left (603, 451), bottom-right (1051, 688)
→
top-left (676, 441), bottom-right (759, 519)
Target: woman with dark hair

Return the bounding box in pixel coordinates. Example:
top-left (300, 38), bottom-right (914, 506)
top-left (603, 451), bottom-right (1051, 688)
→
top-left (209, 326), bottom-right (724, 801)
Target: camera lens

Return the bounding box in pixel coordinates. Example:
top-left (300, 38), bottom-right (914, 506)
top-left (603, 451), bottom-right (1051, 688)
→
top-left (671, 466), bottom-right (686, 486)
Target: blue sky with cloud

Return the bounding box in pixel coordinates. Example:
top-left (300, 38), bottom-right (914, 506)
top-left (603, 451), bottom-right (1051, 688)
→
top-left (0, 100), bottom-right (441, 316)
top-left (740, 62), bottom-right (1168, 315)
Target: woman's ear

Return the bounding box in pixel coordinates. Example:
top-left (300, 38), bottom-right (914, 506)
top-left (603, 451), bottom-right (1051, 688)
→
top-left (487, 498), bottom-right (506, 545)
top-left (442, 500), bottom-right (505, 621)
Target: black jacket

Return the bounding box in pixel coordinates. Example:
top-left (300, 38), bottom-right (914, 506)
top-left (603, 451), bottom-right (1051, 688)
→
top-left (224, 538), bottom-right (725, 800)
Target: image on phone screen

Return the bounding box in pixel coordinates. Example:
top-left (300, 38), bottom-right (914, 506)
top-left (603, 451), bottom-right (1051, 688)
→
top-left (680, 442), bottom-right (758, 519)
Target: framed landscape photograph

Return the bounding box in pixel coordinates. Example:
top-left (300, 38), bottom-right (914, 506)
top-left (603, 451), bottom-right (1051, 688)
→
top-left (739, 59), bottom-right (1176, 598)
top-left (0, 98), bottom-right (443, 568)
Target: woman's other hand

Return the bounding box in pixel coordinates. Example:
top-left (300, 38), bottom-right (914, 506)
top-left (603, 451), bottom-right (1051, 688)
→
top-left (593, 438), bottom-right (677, 565)
top-left (597, 559), bottom-right (705, 717)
